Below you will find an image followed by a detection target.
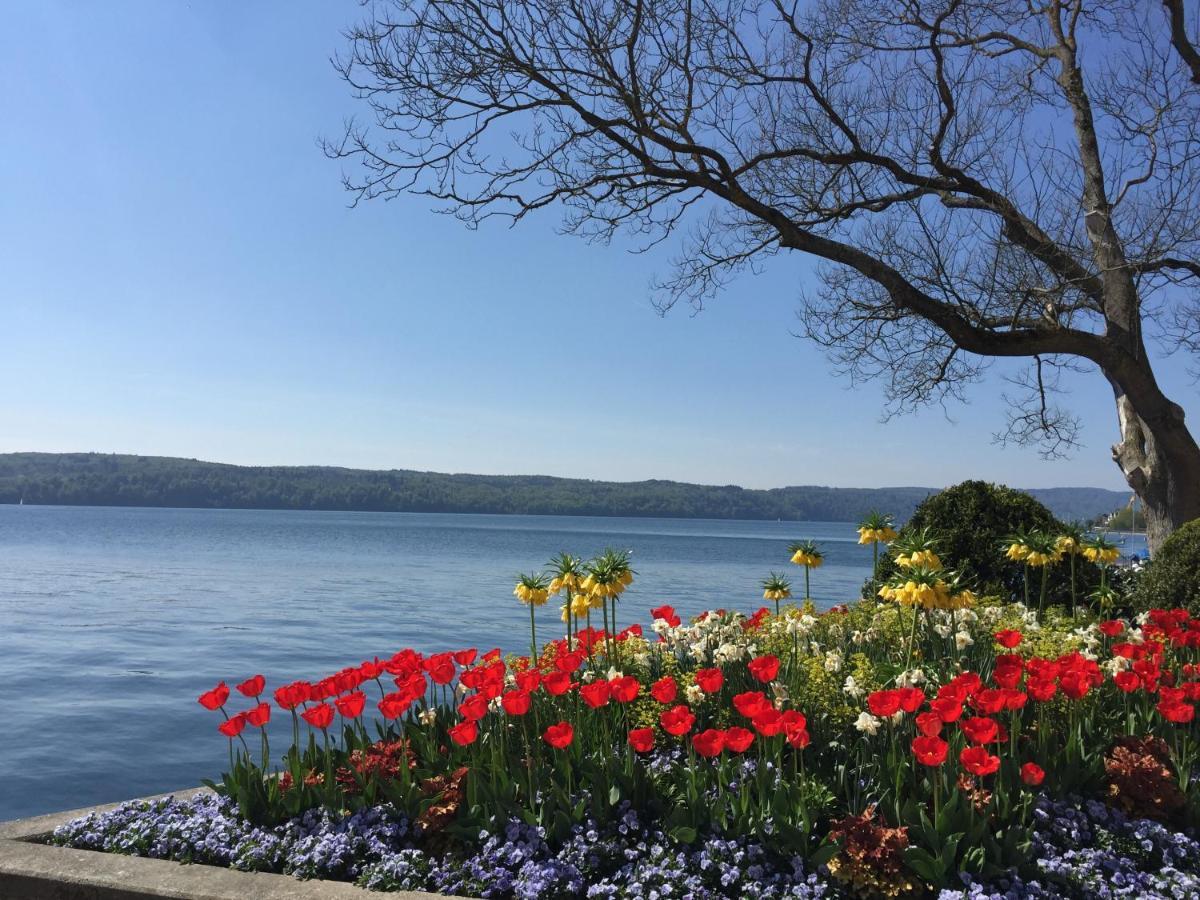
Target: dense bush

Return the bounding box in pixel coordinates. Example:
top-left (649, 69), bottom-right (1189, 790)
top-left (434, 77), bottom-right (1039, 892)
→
top-left (871, 480), bottom-right (1102, 605)
top-left (1133, 518), bottom-right (1200, 615)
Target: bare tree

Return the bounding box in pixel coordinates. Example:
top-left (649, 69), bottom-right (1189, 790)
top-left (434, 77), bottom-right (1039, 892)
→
top-left (326, 0), bottom-right (1200, 551)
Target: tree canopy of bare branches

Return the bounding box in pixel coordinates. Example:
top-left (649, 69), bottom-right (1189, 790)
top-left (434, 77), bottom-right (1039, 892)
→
top-left (326, 0), bottom-right (1200, 550)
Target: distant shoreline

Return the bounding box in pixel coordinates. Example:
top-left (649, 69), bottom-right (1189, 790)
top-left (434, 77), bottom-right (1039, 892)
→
top-left (0, 451), bottom-right (1132, 524)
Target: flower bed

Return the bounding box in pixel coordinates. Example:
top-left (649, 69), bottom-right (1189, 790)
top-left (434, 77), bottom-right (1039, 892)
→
top-left (46, 533), bottom-right (1200, 898)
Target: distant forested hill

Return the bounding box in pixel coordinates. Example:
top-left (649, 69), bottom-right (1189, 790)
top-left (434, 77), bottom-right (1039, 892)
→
top-left (0, 453), bottom-right (1128, 523)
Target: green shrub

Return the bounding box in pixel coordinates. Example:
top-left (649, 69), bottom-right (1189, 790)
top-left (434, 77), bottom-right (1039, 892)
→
top-left (1132, 518), bottom-right (1200, 614)
top-left (870, 480), bottom-right (1102, 606)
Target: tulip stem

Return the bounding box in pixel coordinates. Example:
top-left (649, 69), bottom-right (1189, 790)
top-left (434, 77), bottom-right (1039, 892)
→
top-left (529, 602), bottom-right (537, 664)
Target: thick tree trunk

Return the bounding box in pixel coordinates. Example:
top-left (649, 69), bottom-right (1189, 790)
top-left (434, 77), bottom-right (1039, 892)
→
top-left (1112, 392), bottom-right (1200, 554)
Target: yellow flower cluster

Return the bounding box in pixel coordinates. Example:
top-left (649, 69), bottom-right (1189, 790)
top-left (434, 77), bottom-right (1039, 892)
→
top-left (791, 550), bottom-right (823, 568)
top-left (895, 549), bottom-right (942, 571)
top-left (878, 580), bottom-right (974, 610)
top-left (548, 573), bottom-right (580, 595)
top-left (1082, 545), bottom-right (1119, 564)
top-left (560, 594), bottom-right (592, 621)
top-left (1005, 541), bottom-right (1063, 567)
top-left (857, 526), bottom-right (898, 545)
top-left (1055, 535), bottom-right (1079, 554)
top-left (513, 583), bottom-right (550, 606)
top-left (763, 587), bottom-right (792, 601)
top-left (581, 570), bottom-right (633, 598)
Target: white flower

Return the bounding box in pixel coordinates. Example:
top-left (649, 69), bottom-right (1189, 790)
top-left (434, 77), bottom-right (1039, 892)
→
top-left (607, 667), bottom-right (623, 681)
top-left (488, 697), bottom-right (503, 713)
top-left (955, 631), bottom-right (974, 651)
top-left (455, 682), bottom-right (470, 696)
top-left (828, 624), bottom-right (844, 641)
top-left (770, 682), bottom-right (790, 702)
top-left (897, 668), bottom-right (926, 687)
top-left (1079, 648), bottom-right (1098, 661)
top-left (685, 684), bottom-right (705, 704)
top-left (651, 620), bottom-right (672, 636)
top-left (854, 711), bottom-right (881, 735)
top-left (581, 670), bottom-right (596, 683)
top-left (714, 642), bottom-right (744, 664)
top-left (957, 608), bottom-right (979, 625)
top-left (633, 652), bottom-right (651, 668)
top-left (418, 708), bottom-right (437, 726)
top-left (824, 651), bottom-right (843, 673)
top-left (935, 624), bottom-right (953, 638)
top-left (890, 711), bottom-right (906, 725)
top-left (1104, 655), bottom-right (1130, 675)
top-left (851, 630), bottom-right (866, 645)
top-left (843, 675), bottom-right (863, 699)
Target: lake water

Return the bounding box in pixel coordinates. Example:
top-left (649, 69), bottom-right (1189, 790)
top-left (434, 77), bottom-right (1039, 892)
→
top-left (0, 505), bottom-right (877, 820)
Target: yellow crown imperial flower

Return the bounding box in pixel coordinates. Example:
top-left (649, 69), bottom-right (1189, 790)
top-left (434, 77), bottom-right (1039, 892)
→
top-left (1005, 543), bottom-right (1030, 562)
top-left (570, 594), bottom-right (592, 617)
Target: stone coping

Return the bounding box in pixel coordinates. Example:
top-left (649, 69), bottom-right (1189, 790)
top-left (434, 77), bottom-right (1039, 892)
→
top-left (0, 787), bottom-right (450, 899)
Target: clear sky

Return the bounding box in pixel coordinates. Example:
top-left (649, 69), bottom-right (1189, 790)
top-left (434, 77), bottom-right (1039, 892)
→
top-left (1, 1), bottom-right (1194, 491)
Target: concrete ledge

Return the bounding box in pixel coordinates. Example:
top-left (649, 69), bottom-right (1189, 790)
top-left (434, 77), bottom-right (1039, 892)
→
top-left (0, 789), bottom-right (449, 899)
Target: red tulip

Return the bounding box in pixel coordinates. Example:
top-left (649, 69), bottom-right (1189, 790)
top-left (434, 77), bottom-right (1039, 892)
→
top-left (732, 691), bottom-right (769, 719)
top-left (867, 689), bottom-right (902, 718)
top-left (580, 681), bottom-right (611, 709)
top-left (695, 668), bottom-right (724, 693)
top-left (724, 726), bottom-right (755, 753)
top-left (218, 713), bottom-right (247, 738)
top-left (1113, 671), bottom-right (1141, 693)
top-left (609, 675), bottom-right (640, 704)
top-left (1098, 620), bottom-right (1124, 638)
top-left (1026, 678), bottom-right (1058, 702)
top-left (555, 651), bottom-right (585, 673)
top-left (751, 709), bottom-right (784, 737)
top-left (543, 672), bottom-right (574, 696)
top-left (960, 745), bottom-right (1001, 776)
top-left (502, 689), bottom-right (531, 716)
top-left (911, 735), bottom-right (949, 766)
top-left (786, 727), bottom-right (811, 749)
top-left (198, 682), bottom-right (230, 711)
top-left (458, 693), bottom-right (489, 722)
top-left (994, 629), bottom-right (1023, 649)
top-left (960, 716), bottom-right (1000, 744)
top-left (916, 712), bottom-right (943, 737)
top-left (448, 720), bottom-right (478, 746)
top-left (454, 648), bottom-right (478, 666)
top-left (301, 703), bottom-right (334, 730)
top-left (236, 675), bottom-right (265, 698)
top-left (377, 692), bottom-right (411, 720)
top-left (273, 681), bottom-right (310, 711)
top-left (747, 655), bottom-right (780, 683)
top-left (650, 605), bottom-right (681, 627)
top-left (1059, 672), bottom-right (1091, 700)
top-left (543, 721), bottom-right (574, 749)
top-left (898, 687), bottom-right (925, 713)
top-left (335, 691), bottom-right (366, 719)
top-left (1158, 699), bottom-right (1195, 724)
top-left (516, 671), bottom-right (541, 693)
top-left (627, 727), bottom-right (655, 753)
top-left (660, 704), bottom-right (696, 736)
top-left (650, 676), bottom-right (678, 704)
top-left (424, 653), bottom-right (456, 685)
top-left (245, 702), bottom-right (271, 728)
top-left (972, 689), bottom-right (1007, 716)
top-left (1021, 762), bottom-right (1046, 785)
top-left (993, 658), bottom-right (1024, 690)
top-left (692, 728), bottom-right (725, 757)
top-left (1001, 689), bottom-right (1028, 711)
top-left (930, 696), bottom-right (963, 723)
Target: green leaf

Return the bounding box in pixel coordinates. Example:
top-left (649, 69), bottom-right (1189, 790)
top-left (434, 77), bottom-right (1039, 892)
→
top-left (670, 825), bottom-right (698, 844)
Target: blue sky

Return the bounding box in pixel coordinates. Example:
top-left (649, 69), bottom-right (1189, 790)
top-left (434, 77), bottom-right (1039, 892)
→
top-left (0, 1), bottom-right (1194, 491)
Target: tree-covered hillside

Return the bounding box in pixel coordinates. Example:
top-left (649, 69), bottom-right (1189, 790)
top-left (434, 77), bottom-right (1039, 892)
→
top-left (0, 453), bottom-right (1128, 523)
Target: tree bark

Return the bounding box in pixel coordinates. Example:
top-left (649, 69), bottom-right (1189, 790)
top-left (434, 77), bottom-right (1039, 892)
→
top-left (1111, 389), bottom-right (1200, 553)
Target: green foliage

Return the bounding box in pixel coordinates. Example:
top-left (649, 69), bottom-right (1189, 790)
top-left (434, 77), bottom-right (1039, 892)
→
top-left (1132, 518), bottom-right (1200, 615)
top-left (872, 480), bottom-right (1103, 607)
top-left (0, 452), bottom-right (1129, 521)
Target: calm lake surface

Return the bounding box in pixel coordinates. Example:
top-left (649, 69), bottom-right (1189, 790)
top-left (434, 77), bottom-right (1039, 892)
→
top-left (0, 505), bottom-right (879, 820)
